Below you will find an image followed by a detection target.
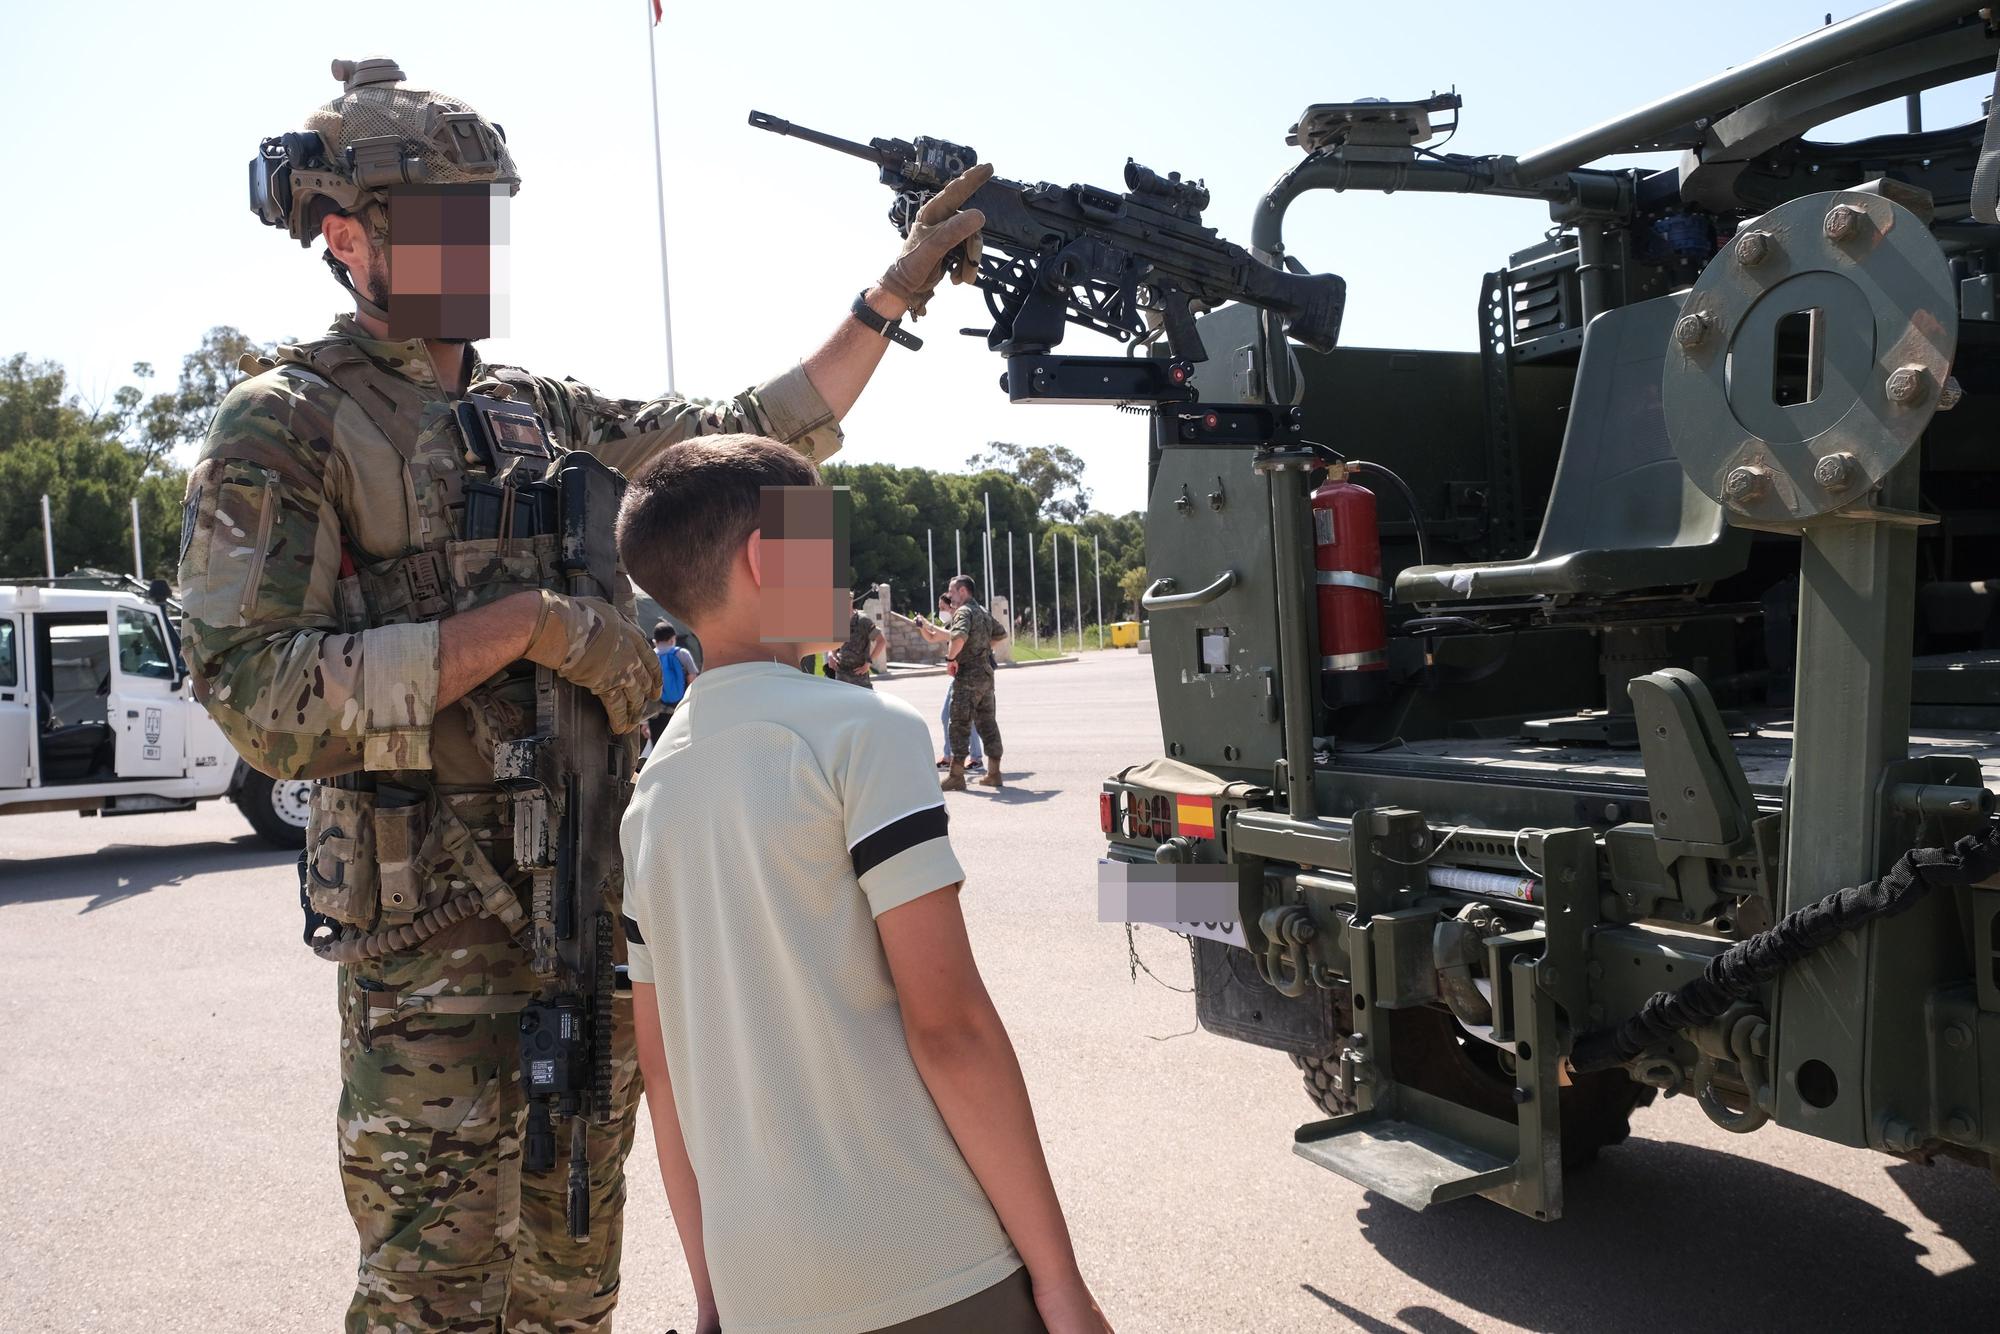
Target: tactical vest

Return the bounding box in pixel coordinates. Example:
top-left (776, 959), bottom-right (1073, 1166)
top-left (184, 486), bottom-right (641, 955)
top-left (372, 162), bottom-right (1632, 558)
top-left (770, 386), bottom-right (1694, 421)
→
top-left (252, 337), bottom-right (641, 961)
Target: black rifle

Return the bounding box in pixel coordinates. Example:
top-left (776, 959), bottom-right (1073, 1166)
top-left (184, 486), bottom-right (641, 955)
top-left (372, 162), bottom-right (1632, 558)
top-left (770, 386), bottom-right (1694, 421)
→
top-left (492, 451), bottom-right (630, 1242)
top-left (749, 112), bottom-right (1346, 376)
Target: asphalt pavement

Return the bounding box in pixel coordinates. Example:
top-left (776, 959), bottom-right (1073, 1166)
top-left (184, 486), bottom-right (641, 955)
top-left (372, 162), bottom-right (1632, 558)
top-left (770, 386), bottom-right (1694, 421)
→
top-left (4, 651), bottom-right (1997, 1332)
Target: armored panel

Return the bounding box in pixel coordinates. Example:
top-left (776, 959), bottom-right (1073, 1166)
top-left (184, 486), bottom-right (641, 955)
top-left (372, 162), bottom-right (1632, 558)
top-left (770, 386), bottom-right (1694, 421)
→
top-left (1144, 444), bottom-right (1286, 780)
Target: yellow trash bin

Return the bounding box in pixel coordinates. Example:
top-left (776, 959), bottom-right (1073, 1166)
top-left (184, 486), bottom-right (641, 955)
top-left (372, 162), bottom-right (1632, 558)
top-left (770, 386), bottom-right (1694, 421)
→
top-left (1109, 620), bottom-right (1141, 648)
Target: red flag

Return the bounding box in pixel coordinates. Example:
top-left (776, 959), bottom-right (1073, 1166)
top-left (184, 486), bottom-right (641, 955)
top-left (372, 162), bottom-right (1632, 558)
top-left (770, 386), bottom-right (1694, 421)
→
top-left (652, 0), bottom-right (663, 23)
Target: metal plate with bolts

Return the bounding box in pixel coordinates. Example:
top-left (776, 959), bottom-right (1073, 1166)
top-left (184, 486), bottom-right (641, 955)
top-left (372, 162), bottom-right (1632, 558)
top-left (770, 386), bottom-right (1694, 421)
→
top-left (1662, 188), bottom-right (1957, 525)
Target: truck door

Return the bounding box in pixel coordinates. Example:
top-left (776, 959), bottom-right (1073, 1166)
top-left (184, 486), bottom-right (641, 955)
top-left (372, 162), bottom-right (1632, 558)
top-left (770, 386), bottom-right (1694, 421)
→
top-left (108, 604), bottom-right (187, 781)
top-left (0, 614), bottom-right (27, 788)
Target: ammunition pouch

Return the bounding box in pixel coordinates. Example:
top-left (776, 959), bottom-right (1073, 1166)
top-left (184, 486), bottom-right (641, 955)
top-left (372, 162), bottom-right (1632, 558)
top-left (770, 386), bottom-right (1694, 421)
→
top-left (305, 783), bottom-right (381, 929)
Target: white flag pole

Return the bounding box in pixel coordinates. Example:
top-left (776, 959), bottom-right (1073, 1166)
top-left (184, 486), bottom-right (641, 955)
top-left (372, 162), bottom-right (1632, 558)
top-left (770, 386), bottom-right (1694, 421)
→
top-left (1072, 534), bottom-right (1084, 652)
top-left (645, 0), bottom-right (678, 391)
top-left (1007, 531), bottom-right (1016, 642)
top-left (926, 528), bottom-right (934, 613)
top-left (131, 496), bottom-right (145, 579)
top-left (982, 492), bottom-right (994, 610)
top-left (1029, 530), bottom-right (1039, 649)
top-left (1053, 535), bottom-right (1063, 656)
top-left (1093, 533), bottom-right (1103, 648)
top-left (42, 494), bottom-right (56, 578)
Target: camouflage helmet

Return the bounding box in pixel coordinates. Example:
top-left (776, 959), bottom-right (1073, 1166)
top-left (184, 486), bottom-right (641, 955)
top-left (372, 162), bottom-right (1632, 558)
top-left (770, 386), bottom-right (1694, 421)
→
top-left (251, 58), bottom-right (521, 245)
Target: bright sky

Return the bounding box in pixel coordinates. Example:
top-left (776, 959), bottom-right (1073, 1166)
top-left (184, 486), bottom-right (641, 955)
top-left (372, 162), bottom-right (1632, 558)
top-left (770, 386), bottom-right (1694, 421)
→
top-left (3, 2), bottom-right (1986, 516)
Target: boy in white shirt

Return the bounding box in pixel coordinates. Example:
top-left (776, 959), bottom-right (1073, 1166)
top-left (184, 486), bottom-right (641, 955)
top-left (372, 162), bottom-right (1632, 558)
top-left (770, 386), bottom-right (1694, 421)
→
top-left (613, 433), bottom-right (1109, 1334)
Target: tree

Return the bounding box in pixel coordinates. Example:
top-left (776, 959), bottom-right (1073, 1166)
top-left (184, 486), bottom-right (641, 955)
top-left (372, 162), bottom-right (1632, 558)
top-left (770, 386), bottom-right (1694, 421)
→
top-left (0, 328), bottom-right (270, 582)
top-left (1117, 565), bottom-right (1150, 620)
top-left (963, 441), bottom-right (1092, 522)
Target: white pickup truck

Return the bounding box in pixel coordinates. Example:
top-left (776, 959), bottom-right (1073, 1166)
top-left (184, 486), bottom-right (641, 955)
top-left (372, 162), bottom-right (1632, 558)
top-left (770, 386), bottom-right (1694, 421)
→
top-left (0, 579), bottom-right (308, 848)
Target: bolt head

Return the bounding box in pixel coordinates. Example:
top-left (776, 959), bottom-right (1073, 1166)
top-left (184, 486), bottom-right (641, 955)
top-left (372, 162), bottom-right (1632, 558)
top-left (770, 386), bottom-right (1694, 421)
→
top-left (1823, 204), bottom-right (1865, 241)
top-left (1938, 375), bottom-right (1964, 412)
top-left (1947, 1113), bottom-right (1978, 1140)
top-left (1735, 230), bottom-right (1771, 266)
top-left (1813, 452), bottom-right (1857, 491)
top-left (1674, 312), bottom-right (1711, 348)
top-left (1945, 1022), bottom-right (1973, 1050)
top-left (1723, 465), bottom-right (1769, 503)
top-left (1886, 364), bottom-right (1929, 405)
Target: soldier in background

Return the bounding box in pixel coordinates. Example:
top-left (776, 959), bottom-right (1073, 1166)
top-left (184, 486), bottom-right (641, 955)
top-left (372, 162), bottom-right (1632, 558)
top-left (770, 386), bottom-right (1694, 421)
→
top-left (828, 605), bottom-right (886, 688)
top-left (922, 574), bottom-right (1005, 790)
top-left (178, 57), bottom-right (989, 1333)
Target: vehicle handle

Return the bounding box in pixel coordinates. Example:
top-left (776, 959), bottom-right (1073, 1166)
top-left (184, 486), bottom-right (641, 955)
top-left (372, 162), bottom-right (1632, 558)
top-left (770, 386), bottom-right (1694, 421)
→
top-left (1141, 570), bottom-right (1236, 611)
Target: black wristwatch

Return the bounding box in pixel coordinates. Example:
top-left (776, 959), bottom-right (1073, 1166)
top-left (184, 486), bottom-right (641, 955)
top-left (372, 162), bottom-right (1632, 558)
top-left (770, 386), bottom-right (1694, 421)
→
top-left (850, 290), bottom-right (922, 350)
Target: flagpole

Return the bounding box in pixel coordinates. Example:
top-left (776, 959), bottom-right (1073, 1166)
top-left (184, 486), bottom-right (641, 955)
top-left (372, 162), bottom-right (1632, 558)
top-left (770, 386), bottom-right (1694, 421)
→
top-left (644, 0), bottom-right (678, 391)
top-left (1007, 531), bottom-right (1016, 643)
top-left (1073, 535), bottom-right (1083, 652)
top-left (1029, 529), bottom-right (1039, 650)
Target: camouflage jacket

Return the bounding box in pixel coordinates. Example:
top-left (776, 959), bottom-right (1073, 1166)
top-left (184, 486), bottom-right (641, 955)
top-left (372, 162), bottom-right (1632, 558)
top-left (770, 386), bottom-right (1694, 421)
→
top-left (947, 600), bottom-right (1000, 682)
top-left (178, 314), bottom-right (842, 787)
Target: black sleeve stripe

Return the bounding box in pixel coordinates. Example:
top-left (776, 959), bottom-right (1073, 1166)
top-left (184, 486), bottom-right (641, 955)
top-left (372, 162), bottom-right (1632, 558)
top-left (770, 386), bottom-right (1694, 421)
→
top-left (851, 804), bottom-right (950, 879)
top-left (621, 913), bottom-right (645, 945)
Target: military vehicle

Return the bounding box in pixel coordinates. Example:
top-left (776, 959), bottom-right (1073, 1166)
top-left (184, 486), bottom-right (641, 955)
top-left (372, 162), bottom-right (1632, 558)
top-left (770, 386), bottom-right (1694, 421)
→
top-left (763, 0), bottom-right (2000, 1221)
top-left (1086, 0), bottom-right (2000, 1221)
top-left (0, 575), bottom-right (310, 848)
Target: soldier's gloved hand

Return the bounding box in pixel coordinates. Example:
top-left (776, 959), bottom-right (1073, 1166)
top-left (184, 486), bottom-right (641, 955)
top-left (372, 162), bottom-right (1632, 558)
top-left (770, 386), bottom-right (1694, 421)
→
top-left (521, 590), bottom-right (661, 734)
top-left (878, 162), bottom-right (993, 317)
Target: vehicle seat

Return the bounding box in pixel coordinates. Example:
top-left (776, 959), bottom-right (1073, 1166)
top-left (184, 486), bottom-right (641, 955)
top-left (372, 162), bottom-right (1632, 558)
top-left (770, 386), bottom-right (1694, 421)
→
top-left (1396, 294), bottom-right (1748, 604)
top-left (40, 720), bottom-right (114, 784)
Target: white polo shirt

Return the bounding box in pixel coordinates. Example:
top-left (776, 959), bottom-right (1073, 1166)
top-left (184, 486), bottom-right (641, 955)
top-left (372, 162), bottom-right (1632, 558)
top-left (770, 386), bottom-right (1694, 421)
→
top-left (621, 660), bottom-right (1021, 1334)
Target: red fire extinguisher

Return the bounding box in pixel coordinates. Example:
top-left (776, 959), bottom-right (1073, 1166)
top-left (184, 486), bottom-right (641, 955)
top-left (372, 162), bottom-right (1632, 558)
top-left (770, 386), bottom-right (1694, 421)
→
top-left (1312, 468), bottom-right (1389, 705)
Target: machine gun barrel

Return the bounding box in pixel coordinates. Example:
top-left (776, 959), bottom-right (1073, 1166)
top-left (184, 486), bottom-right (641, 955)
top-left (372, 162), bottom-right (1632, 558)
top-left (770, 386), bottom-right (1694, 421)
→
top-left (748, 111), bottom-right (897, 168)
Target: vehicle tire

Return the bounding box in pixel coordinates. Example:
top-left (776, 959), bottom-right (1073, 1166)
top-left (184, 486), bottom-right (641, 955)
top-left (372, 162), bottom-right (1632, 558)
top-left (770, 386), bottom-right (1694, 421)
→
top-left (1292, 1003), bottom-right (1653, 1168)
top-left (235, 769), bottom-right (311, 849)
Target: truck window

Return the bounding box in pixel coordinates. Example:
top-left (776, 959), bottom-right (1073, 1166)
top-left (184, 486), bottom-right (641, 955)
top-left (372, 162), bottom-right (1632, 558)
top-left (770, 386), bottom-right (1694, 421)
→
top-left (117, 608), bottom-right (176, 681)
top-left (0, 619), bottom-right (15, 688)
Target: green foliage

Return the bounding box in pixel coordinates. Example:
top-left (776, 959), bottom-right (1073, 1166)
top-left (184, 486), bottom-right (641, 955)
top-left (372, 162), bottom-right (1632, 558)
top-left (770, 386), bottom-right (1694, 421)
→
top-left (824, 455), bottom-right (1142, 636)
top-left (964, 441), bottom-right (1092, 522)
top-left (0, 328), bottom-right (268, 581)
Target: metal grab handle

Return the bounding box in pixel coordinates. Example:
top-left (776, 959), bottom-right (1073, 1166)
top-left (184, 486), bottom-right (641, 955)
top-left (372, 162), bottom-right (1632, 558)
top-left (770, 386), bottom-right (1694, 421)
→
top-left (1141, 570), bottom-right (1237, 612)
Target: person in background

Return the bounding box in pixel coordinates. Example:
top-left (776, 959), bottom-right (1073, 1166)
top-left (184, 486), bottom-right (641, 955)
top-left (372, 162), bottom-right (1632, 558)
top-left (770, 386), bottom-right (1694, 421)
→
top-left (828, 606), bottom-right (888, 689)
top-left (925, 592), bottom-right (982, 773)
top-left (654, 623), bottom-right (698, 749)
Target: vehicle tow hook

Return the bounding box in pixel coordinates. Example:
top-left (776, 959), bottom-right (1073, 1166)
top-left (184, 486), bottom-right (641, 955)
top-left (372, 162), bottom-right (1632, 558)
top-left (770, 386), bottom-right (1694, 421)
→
top-left (1257, 905), bottom-right (1316, 999)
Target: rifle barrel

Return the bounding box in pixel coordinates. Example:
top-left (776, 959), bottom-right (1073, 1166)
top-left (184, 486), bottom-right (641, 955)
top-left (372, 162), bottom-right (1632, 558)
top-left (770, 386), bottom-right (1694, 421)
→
top-left (747, 111), bottom-right (891, 166)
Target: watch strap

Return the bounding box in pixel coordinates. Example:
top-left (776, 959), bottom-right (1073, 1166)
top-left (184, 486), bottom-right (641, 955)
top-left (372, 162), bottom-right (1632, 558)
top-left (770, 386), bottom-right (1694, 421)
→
top-left (851, 290), bottom-right (922, 350)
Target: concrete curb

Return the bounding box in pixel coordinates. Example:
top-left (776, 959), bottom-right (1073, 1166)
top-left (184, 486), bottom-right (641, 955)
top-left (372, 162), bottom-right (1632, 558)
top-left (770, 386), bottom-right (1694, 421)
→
top-left (879, 655), bottom-right (1083, 680)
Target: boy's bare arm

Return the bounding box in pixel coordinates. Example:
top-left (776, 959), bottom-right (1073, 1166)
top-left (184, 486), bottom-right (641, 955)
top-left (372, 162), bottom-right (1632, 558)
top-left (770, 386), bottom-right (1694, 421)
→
top-left (877, 888), bottom-right (1108, 1327)
top-left (631, 984), bottom-right (720, 1332)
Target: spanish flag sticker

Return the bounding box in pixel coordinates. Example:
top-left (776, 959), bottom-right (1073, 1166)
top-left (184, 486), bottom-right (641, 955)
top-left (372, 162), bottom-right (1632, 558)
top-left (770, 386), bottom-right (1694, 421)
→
top-left (1176, 794), bottom-right (1216, 839)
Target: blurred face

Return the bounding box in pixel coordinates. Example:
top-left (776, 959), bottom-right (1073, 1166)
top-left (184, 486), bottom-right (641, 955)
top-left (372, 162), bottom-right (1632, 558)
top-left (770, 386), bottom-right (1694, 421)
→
top-left (323, 185), bottom-right (511, 341)
top-left (950, 582), bottom-right (971, 607)
top-left (755, 486), bottom-right (852, 647)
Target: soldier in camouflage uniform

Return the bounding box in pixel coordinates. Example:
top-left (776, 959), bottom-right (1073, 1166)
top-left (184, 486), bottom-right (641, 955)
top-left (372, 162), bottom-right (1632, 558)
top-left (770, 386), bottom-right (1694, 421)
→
top-left (828, 606), bottom-right (885, 688)
top-left (937, 575), bottom-right (1004, 791)
top-left (180, 58), bottom-right (991, 1334)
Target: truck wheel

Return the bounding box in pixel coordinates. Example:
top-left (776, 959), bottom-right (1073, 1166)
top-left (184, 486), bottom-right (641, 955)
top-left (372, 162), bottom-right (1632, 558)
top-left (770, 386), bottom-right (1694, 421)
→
top-left (1292, 1004), bottom-right (1652, 1168)
top-left (235, 769), bottom-right (310, 849)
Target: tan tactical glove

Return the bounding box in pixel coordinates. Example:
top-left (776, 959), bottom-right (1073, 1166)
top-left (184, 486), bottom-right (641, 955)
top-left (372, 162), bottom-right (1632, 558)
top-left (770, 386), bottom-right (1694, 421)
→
top-left (522, 590), bottom-right (661, 735)
top-left (879, 162), bottom-right (993, 317)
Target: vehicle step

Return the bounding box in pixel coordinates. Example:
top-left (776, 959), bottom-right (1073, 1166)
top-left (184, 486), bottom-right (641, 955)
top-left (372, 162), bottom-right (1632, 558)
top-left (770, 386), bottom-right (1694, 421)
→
top-left (101, 795), bottom-right (198, 816)
top-left (1293, 1113), bottom-right (1514, 1210)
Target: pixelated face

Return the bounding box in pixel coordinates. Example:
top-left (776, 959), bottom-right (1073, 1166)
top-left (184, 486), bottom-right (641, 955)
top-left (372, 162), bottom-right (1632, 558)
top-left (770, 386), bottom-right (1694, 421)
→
top-left (386, 184), bottom-right (510, 341)
top-left (758, 486), bottom-right (852, 645)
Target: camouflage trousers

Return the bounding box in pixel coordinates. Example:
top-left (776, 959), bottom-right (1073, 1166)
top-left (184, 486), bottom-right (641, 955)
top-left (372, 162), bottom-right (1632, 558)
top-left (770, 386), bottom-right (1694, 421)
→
top-left (337, 929), bottom-right (642, 1334)
top-left (947, 675), bottom-right (1002, 760)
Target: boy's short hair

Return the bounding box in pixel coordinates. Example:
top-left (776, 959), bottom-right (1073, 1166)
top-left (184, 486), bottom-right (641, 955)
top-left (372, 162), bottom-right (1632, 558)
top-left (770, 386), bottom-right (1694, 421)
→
top-left (617, 434), bottom-right (820, 621)
top-left (653, 622), bottom-right (676, 643)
